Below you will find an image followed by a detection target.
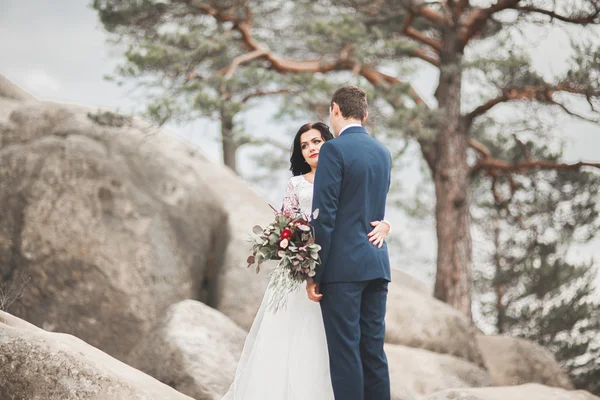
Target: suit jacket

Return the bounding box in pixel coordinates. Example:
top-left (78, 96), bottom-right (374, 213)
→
top-left (311, 125), bottom-right (392, 284)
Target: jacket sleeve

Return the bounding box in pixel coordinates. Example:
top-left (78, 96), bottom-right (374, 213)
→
top-left (311, 142), bottom-right (343, 284)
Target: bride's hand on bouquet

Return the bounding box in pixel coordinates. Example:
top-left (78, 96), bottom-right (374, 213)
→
top-left (368, 220), bottom-right (391, 248)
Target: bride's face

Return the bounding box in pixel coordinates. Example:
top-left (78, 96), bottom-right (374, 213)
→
top-left (300, 129), bottom-right (325, 170)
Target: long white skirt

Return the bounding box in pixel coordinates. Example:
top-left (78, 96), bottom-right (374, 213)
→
top-left (222, 278), bottom-right (335, 400)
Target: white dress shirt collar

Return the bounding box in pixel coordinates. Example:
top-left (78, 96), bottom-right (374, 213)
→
top-left (338, 123), bottom-right (363, 135)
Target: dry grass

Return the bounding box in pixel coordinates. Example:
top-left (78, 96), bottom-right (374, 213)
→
top-left (0, 273), bottom-right (30, 312)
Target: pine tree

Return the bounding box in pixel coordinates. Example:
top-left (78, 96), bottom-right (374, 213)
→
top-left (94, 0), bottom-right (600, 316)
top-left (93, 0), bottom-right (294, 173)
top-left (472, 129), bottom-right (600, 394)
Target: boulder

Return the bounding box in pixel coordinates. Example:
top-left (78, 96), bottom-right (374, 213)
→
top-left (0, 92), bottom-right (227, 360)
top-left (424, 383), bottom-right (599, 400)
top-left (198, 155), bottom-right (274, 330)
top-left (387, 344), bottom-right (490, 399)
top-left (0, 75), bottom-right (35, 132)
top-left (0, 74), bottom-right (35, 102)
top-left (385, 283), bottom-right (483, 366)
top-left (391, 268), bottom-right (431, 295)
top-left (477, 335), bottom-right (573, 389)
top-left (127, 300), bottom-right (246, 400)
top-left (0, 310), bottom-right (194, 400)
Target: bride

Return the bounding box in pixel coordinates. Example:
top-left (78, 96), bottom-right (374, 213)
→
top-left (222, 122), bottom-right (391, 400)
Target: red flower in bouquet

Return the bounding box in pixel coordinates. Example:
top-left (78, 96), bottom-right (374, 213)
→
top-left (280, 228), bottom-right (292, 240)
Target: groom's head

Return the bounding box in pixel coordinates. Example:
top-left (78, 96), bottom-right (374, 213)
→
top-left (329, 86), bottom-right (369, 137)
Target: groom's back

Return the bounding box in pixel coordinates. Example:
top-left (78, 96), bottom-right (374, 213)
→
top-left (321, 126), bottom-right (392, 283)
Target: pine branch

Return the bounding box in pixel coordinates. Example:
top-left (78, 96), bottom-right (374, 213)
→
top-left (460, 0), bottom-right (520, 44)
top-left (364, 12), bottom-right (408, 27)
top-left (513, 134), bottom-right (531, 161)
top-left (219, 49), bottom-right (268, 79)
top-left (173, 0), bottom-right (246, 23)
top-left (406, 48), bottom-right (441, 67)
top-left (475, 159), bottom-right (600, 174)
top-left (405, 26), bottom-right (443, 51)
top-left (409, 1), bottom-right (447, 27)
top-left (466, 93), bottom-right (509, 121)
top-left (515, 4), bottom-right (600, 25)
top-left (235, 22), bottom-right (355, 73)
top-left (461, 0), bottom-right (600, 45)
top-left (465, 84), bottom-right (600, 123)
top-left (241, 88), bottom-right (299, 103)
top-left (366, 11), bottom-right (441, 66)
top-left (455, 0), bottom-right (470, 17)
top-left (178, 1), bottom-right (436, 105)
top-left (471, 134), bottom-right (600, 177)
top-left (236, 136), bottom-right (289, 151)
top-left (491, 175), bottom-right (508, 206)
top-left (553, 99), bottom-right (599, 124)
top-left (358, 65), bottom-right (427, 106)
top-left (345, 0), bottom-right (387, 15)
top-left (401, 12), bottom-right (443, 53)
top-left (488, 162), bottom-right (522, 212)
top-left (469, 138), bottom-right (492, 158)
top-left (231, 21), bottom-right (430, 106)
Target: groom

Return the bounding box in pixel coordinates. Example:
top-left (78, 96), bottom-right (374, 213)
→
top-left (308, 86), bottom-right (392, 400)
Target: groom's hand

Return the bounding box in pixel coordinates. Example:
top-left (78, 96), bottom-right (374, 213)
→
top-left (306, 278), bottom-right (323, 302)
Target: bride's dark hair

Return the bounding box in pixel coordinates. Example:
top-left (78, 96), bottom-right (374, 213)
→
top-left (290, 122), bottom-right (334, 176)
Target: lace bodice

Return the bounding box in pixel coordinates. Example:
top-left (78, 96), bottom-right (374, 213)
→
top-left (282, 175), bottom-right (314, 216)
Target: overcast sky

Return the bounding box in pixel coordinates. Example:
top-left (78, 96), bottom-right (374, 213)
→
top-left (1, 0), bottom-right (599, 288)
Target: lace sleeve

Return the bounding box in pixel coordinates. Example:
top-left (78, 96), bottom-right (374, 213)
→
top-left (382, 219), bottom-right (392, 234)
top-left (282, 178), bottom-right (299, 214)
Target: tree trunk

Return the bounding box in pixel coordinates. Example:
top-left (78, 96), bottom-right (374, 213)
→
top-left (220, 106), bottom-right (238, 174)
top-left (432, 29), bottom-right (473, 318)
top-left (493, 218), bottom-right (505, 333)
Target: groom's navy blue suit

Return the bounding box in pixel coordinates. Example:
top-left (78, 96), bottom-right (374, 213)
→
top-left (312, 125), bottom-right (392, 400)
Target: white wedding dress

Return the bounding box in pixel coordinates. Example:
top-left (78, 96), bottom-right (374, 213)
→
top-left (222, 175), bottom-right (335, 400)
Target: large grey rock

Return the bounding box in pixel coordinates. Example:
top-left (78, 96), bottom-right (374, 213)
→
top-left (201, 157), bottom-right (274, 330)
top-left (0, 95), bottom-right (227, 360)
top-left (0, 310), bottom-right (194, 400)
top-left (387, 344), bottom-right (490, 399)
top-left (391, 268), bottom-right (431, 295)
top-left (0, 74), bottom-right (35, 102)
top-left (0, 75), bottom-right (36, 135)
top-left (385, 283), bottom-right (483, 366)
top-left (424, 383), bottom-right (599, 400)
top-left (128, 300), bottom-right (246, 400)
top-left (477, 335), bottom-right (573, 389)
top-left (0, 75), bottom-right (281, 345)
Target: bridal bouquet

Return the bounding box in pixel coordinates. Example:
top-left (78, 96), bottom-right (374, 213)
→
top-left (247, 206), bottom-right (321, 311)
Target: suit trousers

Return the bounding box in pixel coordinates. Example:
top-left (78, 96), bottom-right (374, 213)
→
top-left (319, 279), bottom-right (390, 400)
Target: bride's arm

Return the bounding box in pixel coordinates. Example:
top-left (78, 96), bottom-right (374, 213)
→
top-left (281, 178), bottom-right (299, 214)
top-left (382, 219), bottom-right (392, 233)
top-left (370, 166), bottom-right (393, 247)
top-left (368, 219), bottom-right (391, 248)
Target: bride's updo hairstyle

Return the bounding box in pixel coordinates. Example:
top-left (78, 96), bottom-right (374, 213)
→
top-left (290, 122), bottom-right (334, 176)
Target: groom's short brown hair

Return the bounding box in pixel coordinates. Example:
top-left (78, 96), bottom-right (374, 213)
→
top-left (331, 86), bottom-right (368, 121)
